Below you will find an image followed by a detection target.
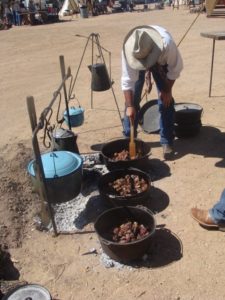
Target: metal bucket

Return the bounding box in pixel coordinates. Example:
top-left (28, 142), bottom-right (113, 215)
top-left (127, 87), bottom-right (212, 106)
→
top-left (80, 5), bottom-right (88, 18)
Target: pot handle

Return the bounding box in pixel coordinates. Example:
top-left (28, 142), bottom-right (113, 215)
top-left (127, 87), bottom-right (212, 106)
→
top-left (136, 205), bottom-right (154, 216)
top-left (68, 94), bottom-right (82, 108)
top-left (100, 237), bottom-right (113, 246)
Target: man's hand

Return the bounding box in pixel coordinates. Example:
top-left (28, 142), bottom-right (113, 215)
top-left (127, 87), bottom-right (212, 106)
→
top-left (159, 78), bottom-right (175, 107)
top-left (124, 90), bottom-right (136, 120)
top-left (126, 106), bottom-right (136, 120)
top-left (160, 90), bottom-right (173, 107)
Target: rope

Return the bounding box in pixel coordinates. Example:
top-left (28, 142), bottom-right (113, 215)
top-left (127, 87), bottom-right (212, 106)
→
top-left (177, 11), bottom-right (201, 47)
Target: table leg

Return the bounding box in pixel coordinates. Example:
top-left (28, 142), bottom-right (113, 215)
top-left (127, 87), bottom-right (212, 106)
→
top-left (209, 38), bottom-right (215, 97)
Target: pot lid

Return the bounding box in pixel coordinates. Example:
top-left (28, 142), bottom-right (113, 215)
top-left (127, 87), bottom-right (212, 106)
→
top-left (52, 128), bottom-right (74, 139)
top-left (138, 99), bottom-right (160, 134)
top-left (64, 106), bottom-right (84, 116)
top-left (175, 103), bottom-right (203, 113)
top-left (2, 284), bottom-right (51, 300)
top-left (28, 151), bottom-right (82, 178)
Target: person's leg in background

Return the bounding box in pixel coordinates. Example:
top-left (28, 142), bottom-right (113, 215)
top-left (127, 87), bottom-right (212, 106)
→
top-left (15, 11), bottom-right (21, 25)
top-left (12, 10), bottom-right (16, 25)
top-left (123, 70), bottom-right (145, 137)
top-left (158, 98), bottom-right (175, 146)
top-left (191, 189), bottom-right (225, 230)
top-left (209, 189), bottom-right (225, 225)
top-left (151, 66), bottom-right (175, 157)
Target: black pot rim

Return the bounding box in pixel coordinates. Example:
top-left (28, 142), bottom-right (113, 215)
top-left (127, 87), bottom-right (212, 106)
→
top-left (174, 102), bottom-right (203, 112)
top-left (98, 168), bottom-right (151, 200)
top-left (101, 138), bottom-right (151, 162)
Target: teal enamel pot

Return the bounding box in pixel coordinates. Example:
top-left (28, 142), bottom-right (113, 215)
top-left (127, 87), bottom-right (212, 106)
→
top-left (63, 106), bottom-right (84, 128)
top-left (27, 151), bottom-right (83, 203)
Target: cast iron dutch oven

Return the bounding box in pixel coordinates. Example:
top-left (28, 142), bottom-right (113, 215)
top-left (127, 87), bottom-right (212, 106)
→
top-left (174, 103), bottom-right (203, 125)
top-left (101, 138), bottom-right (151, 171)
top-left (94, 205), bottom-right (156, 263)
top-left (27, 151), bottom-right (83, 204)
top-left (98, 168), bottom-right (152, 207)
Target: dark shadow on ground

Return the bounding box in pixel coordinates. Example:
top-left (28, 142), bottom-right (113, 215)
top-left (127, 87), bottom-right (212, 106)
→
top-left (0, 249), bottom-right (20, 280)
top-left (143, 158), bottom-right (171, 181)
top-left (90, 142), bottom-right (105, 152)
top-left (115, 227), bottom-right (183, 269)
top-left (144, 227), bottom-right (183, 268)
top-left (173, 125), bottom-right (225, 167)
top-left (148, 186), bottom-right (170, 214)
top-left (139, 125), bottom-right (225, 167)
top-left (73, 195), bottom-right (108, 229)
top-left (74, 187), bottom-right (169, 229)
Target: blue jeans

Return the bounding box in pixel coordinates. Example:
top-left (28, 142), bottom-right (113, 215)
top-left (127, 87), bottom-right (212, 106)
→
top-left (123, 70), bottom-right (175, 145)
top-left (209, 189), bottom-right (225, 224)
top-left (13, 11), bottom-right (21, 25)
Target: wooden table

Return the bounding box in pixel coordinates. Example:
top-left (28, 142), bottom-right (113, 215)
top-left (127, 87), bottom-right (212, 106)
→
top-left (200, 31), bottom-right (225, 97)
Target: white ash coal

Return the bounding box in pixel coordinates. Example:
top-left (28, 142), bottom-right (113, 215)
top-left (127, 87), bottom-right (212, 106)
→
top-left (49, 153), bottom-right (109, 233)
top-left (100, 252), bottom-right (133, 269)
top-left (99, 249), bottom-right (151, 269)
top-left (41, 153), bottom-right (163, 234)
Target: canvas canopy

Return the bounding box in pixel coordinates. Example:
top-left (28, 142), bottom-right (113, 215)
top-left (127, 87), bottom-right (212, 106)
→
top-left (58, 0), bottom-right (79, 16)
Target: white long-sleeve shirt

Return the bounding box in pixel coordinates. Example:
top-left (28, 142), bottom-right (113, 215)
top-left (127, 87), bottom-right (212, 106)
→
top-left (121, 25), bottom-right (183, 91)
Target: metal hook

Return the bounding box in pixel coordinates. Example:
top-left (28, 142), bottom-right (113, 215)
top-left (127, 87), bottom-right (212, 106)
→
top-left (42, 108), bottom-right (53, 148)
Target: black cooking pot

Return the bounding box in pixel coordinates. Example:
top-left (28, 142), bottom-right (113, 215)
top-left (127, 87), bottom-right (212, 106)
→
top-left (174, 120), bottom-right (202, 138)
top-left (94, 206), bottom-right (156, 263)
top-left (174, 103), bottom-right (203, 125)
top-left (101, 138), bottom-right (151, 171)
top-left (88, 63), bottom-right (111, 92)
top-left (98, 168), bottom-right (152, 207)
top-left (52, 128), bottom-right (80, 154)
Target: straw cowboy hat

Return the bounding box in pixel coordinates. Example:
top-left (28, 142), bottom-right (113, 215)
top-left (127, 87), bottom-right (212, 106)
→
top-left (123, 25), bottom-right (164, 70)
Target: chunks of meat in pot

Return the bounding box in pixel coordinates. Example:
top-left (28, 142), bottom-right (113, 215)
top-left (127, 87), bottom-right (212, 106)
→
top-left (108, 174), bottom-right (148, 197)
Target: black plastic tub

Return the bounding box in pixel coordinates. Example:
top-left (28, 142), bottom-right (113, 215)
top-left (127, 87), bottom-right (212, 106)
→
top-left (101, 138), bottom-right (151, 171)
top-left (94, 206), bottom-right (156, 263)
top-left (98, 168), bottom-right (152, 207)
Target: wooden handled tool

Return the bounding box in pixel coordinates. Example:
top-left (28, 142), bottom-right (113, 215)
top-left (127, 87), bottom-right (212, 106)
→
top-left (129, 117), bottom-right (136, 159)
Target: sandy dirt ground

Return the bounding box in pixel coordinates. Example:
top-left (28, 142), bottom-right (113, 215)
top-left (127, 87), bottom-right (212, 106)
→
top-left (1, 4), bottom-right (225, 300)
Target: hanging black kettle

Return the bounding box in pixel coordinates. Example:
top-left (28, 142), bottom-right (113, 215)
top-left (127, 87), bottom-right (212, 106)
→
top-left (52, 128), bottom-right (80, 154)
top-left (88, 63), bottom-right (111, 92)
